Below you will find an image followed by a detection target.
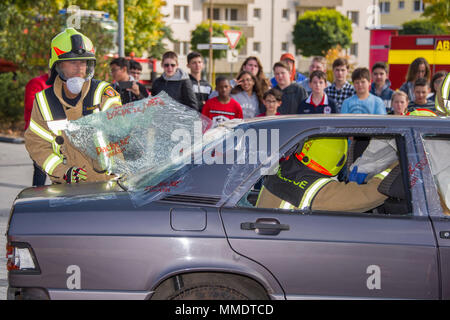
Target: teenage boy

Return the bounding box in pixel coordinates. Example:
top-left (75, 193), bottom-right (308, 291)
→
top-left (202, 77), bottom-right (243, 126)
top-left (270, 53), bottom-right (306, 87)
top-left (110, 57), bottom-right (149, 105)
top-left (299, 56), bottom-right (331, 94)
top-left (370, 62), bottom-right (394, 113)
top-left (151, 51), bottom-right (198, 110)
top-left (257, 88), bottom-right (283, 116)
top-left (298, 70), bottom-right (336, 114)
top-left (325, 58), bottom-right (356, 113)
top-left (341, 68), bottom-right (386, 115)
top-left (273, 61), bottom-right (307, 114)
top-left (129, 59), bottom-right (143, 81)
top-left (187, 51), bottom-right (212, 112)
top-left (407, 77), bottom-right (435, 112)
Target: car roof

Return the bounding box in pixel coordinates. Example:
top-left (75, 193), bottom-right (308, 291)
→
top-left (234, 114), bottom-right (450, 128)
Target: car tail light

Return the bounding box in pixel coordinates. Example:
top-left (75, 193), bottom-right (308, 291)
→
top-left (6, 242), bottom-right (39, 273)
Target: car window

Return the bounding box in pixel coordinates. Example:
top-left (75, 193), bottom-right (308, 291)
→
top-left (237, 134), bottom-right (412, 216)
top-left (422, 136), bottom-right (450, 216)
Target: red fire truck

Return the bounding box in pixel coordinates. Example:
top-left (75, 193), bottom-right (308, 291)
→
top-left (370, 30), bottom-right (450, 90)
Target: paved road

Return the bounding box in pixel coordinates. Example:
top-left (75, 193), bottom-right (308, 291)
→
top-left (0, 141), bottom-right (46, 300)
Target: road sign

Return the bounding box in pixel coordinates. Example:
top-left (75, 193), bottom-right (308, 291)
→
top-left (211, 37), bottom-right (228, 44)
top-left (227, 49), bottom-right (238, 63)
top-left (224, 30), bottom-right (242, 49)
top-left (197, 43), bottom-right (229, 50)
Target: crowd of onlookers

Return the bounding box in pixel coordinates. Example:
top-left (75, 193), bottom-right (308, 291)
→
top-left (22, 46), bottom-right (447, 187)
top-left (121, 51), bottom-right (445, 125)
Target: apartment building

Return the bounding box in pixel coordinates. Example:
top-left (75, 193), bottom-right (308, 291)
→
top-left (378, 0), bottom-right (425, 26)
top-left (161, 0), bottom-right (373, 76)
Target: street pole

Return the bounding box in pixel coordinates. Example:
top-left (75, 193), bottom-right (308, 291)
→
top-left (209, 0), bottom-right (213, 85)
top-left (270, 0), bottom-right (274, 71)
top-left (118, 0), bottom-right (125, 57)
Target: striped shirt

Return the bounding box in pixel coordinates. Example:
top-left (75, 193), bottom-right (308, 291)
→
top-left (325, 81), bottom-right (356, 113)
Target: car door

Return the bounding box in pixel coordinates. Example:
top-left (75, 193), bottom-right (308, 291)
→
top-left (415, 129), bottom-right (450, 300)
top-left (220, 128), bottom-right (439, 299)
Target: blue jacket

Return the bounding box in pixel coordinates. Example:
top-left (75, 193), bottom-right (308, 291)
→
top-left (370, 80), bottom-right (394, 102)
top-left (271, 71), bottom-right (306, 88)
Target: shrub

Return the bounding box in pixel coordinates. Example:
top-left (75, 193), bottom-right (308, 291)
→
top-left (0, 72), bottom-right (28, 127)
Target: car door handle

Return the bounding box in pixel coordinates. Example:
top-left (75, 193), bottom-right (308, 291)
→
top-left (241, 222), bottom-right (290, 231)
top-left (241, 218), bottom-right (289, 235)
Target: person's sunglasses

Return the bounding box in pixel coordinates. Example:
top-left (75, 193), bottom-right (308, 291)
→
top-left (164, 63), bottom-right (176, 68)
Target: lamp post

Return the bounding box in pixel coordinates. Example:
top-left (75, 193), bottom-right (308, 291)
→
top-left (118, 0), bottom-right (125, 57)
top-left (209, 0), bottom-right (213, 84)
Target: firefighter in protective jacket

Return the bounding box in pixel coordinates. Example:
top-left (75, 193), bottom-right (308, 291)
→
top-left (25, 28), bottom-right (122, 184)
top-left (256, 137), bottom-right (391, 212)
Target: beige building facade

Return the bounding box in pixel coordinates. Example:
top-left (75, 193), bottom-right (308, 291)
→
top-left (378, 0), bottom-right (425, 26)
top-left (160, 0), bottom-right (373, 77)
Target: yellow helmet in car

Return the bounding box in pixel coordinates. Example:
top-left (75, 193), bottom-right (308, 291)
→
top-left (406, 108), bottom-right (437, 117)
top-left (295, 137), bottom-right (348, 176)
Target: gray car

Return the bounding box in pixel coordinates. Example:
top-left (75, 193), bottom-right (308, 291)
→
top-left (6, 115), bottom-right (450, 300)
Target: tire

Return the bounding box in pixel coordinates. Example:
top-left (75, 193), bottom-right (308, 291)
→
top-left (151, 273), bottom-right (269, 300)
top-left (170, 284), bottom-right (250, 300)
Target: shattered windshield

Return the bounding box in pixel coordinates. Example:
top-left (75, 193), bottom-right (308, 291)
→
top-left (64, 92), bottom-right (235, 193)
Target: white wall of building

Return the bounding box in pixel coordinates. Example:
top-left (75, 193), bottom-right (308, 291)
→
top-left (160, 0), bottom-right (372, 77)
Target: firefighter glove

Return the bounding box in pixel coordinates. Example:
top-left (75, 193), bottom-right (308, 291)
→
top-left (348, 166), bottom-right (368, 185)
top-left (64, 167), bottom-right (87, 183)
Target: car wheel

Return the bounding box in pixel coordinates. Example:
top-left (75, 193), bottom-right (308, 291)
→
top-left (151, 273), bottom-right (269, 300)
top-left (170, 284), bottom-right (250, 300)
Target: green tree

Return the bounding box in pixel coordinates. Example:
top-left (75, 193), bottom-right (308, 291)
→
top-left (191, 22), bottom-right (246, 61)
top-left (147, 26), bottom-right (175, 60)
top-left (66, 0), bottom-right (167, 57)
top-left (423, 0), bottom-right (450, 32)
top-left (0, 73), bottom-right (28, 128)
top-left (293, 8), bottom-right (352, 57)
top-left (399, 19), bottom-right (446, 35)
top-left (0, 1), bottom-right (113, 126)
top-left (190, 22), bottom-right (246, 83)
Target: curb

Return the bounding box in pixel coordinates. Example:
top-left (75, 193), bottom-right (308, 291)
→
top-left (0, 136), bottom-right (24, 144)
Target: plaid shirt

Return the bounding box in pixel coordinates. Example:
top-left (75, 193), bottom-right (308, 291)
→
top-left (325, 81), bottom-right (356, 113)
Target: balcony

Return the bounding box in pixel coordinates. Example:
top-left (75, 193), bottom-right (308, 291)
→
top-left (213, 21), bottom-right (254, 37)
top-left (294, 0), bottom-right (342, 7)
top-left (203, 0), bottom-right (254, 4)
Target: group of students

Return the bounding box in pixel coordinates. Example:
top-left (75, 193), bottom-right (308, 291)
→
top-left (153, 51), bottom-right (447, 126)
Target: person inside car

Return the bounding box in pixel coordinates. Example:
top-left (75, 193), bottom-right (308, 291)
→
top-left (256, 137), bottom-right (392, 213)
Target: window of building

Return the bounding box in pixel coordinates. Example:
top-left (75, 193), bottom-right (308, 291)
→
top-left (282, 42), bottom-right (289, 52)
top-left (350, 43), bottom-right (359, 57)
top-left (207, 7), bottom-right (220, 20)
top-left (253, 8), bottom-right (261, 20)
top-left (414, 0), bottom-right (424, 12)
top-left (296, 10), bottom-right (300, 21)
top-left (398, 1), bottom-right (405, 9)
top-left (253, 42), bottom-right (261, 54)
top-left (225, 8), bottom-right (238, 21)
top-left (174, 5), bottom-right (189, 21)
top-left (174, 41), bottom-right (189, 57)
top-left (347, 11), bottom-right (359, 26)
top-left (379, 1), bottom-right (390, 14)
top-left (282, 9), bottom-right (289, 20)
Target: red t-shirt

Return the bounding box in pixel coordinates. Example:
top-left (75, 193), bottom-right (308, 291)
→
top-left (201, 97), bottom-right (243, 126)
top-left (256, 112), bottom-right (281, 117)
top-left (24, 74), bottom-right (51, 130)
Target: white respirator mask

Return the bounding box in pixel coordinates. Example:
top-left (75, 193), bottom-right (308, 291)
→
top-left (66, 77), bottom-right (86, 95)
